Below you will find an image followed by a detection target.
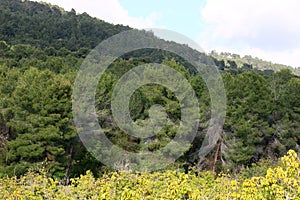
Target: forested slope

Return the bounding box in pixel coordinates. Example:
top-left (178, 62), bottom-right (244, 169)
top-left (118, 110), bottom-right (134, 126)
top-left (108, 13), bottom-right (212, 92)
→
top-left (210, 50), bottom-right (300, 75)
top-left (0, 0), bottom-right (130, 50)
top-left (0, 0), bottom-right (300, 183)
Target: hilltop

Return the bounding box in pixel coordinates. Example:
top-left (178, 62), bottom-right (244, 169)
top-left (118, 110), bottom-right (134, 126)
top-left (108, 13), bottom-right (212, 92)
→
top-left (0, 0), bottom-right (299, 181)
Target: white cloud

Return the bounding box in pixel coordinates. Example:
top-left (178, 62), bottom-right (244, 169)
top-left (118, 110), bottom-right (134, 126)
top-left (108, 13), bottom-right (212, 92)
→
top-left (200, 0), bottom-right (300, 67)
top-left (33, 0), bottom-right (160, 29)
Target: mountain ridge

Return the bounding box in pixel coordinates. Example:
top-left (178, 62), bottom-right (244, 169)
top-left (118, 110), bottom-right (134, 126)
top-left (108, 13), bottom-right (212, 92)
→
top-left (0, 0), bottom-right (298, 75)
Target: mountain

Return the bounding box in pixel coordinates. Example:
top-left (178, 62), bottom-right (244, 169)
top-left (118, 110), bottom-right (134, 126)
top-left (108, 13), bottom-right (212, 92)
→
top-left (0, 0), bottom-right (130, 51)
top-left (0, 0), bottom-right (300, 179)
top-left (210, 50), bottom-right (300, 76)
top-left (1, 0), bottom-right (298, 75)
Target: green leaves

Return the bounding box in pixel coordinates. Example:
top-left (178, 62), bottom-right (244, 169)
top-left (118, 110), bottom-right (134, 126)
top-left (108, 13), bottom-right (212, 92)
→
top-left (0, 0), bottom-right (300, 176)
top-left (0, 67), bottom-right (78, 176)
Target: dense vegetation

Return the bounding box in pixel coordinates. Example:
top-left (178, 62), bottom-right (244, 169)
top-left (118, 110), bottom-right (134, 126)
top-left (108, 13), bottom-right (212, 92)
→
top-left (0, 0), bottom-right (130, 51)
top-left (210, 50), bottom-right (300, 75)
top-left (1, 1), bottom-right (300, 198)
top-left (1, 150), bottom-right (300, 199)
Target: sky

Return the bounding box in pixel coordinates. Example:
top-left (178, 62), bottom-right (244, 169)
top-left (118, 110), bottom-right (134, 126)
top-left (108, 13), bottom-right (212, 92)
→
top-left (33, 0), bottom-right (300, 68)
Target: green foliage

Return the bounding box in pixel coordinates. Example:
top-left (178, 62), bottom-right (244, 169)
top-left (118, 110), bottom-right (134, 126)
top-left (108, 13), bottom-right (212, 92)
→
top-left (1, 150), bottom-right (300, 199)
top-left (210, 51), bottom-right (300, 75)
top-left (0, 0), bottom-right (130, 51)
top-left (1, 0), bottom-right (300, 180)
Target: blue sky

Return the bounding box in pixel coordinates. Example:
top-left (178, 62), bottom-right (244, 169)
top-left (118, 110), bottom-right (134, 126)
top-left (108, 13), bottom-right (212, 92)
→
top-left (118, 0), bottom-right (205, 41)
top-left (34, 0), bottom-right (300, 68)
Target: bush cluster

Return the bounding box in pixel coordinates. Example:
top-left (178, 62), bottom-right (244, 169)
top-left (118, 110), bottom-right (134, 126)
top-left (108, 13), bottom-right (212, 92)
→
top-left (1, 150), bottom-right (300, 199)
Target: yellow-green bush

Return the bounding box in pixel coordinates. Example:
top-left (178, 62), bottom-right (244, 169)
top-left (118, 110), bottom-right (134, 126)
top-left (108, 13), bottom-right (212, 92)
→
top-left (1, 150), bottom-right (300, 199)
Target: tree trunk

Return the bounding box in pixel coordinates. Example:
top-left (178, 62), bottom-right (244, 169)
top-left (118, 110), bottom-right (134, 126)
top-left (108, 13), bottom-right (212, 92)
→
top-left (63, 147), bottom-right (74, 185)
top-left (212, 130), bottom-right (224, 172)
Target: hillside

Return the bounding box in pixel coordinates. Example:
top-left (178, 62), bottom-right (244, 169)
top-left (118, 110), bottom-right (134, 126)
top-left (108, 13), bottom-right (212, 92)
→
top-left (1, 0), bottom-right (297, 75)
top-left (210, 50), bottom-right (300, 76)
top-left (0, 0), bottom-right (130, 51)
top-left (0, 0), bottom-right (300, 185)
